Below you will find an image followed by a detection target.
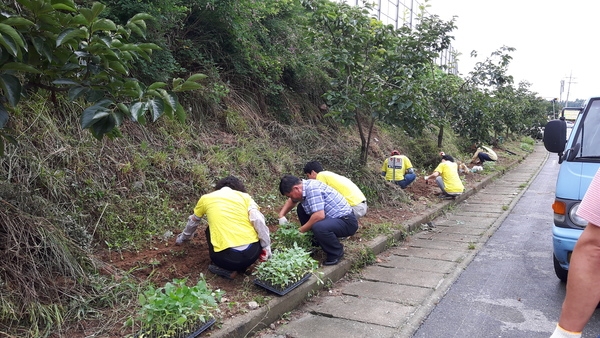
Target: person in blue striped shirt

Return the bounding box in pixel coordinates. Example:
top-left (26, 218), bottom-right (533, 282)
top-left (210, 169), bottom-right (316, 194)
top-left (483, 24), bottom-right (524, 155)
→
top-left (278, 175), bottom-right (358, 266)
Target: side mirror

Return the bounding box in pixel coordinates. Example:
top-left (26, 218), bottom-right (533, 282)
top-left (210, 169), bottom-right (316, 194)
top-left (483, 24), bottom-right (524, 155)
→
top-left (543, 119), bottom-right (567, 153)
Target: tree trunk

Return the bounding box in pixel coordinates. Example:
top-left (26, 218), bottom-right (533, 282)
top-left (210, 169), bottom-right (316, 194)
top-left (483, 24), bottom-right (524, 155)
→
top-left (437, 125), bottom-right (444, 148)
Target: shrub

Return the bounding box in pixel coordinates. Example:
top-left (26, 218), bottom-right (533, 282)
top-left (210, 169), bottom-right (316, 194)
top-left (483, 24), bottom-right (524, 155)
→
top-left (128, 277), bottom-right (224, 337)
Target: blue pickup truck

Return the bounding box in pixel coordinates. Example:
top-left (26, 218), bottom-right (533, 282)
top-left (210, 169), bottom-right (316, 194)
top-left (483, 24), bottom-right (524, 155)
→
top-left (543, 100), bottom-right (600, 282)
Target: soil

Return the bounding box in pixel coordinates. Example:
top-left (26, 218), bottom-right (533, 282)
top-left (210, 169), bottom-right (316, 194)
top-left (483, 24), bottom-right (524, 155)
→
top-left (79, 158), bottom-right (506, 337)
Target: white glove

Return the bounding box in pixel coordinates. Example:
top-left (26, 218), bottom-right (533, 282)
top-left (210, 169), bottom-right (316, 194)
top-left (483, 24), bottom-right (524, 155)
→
top-left (424, 175), bottom-right (430, 181)
top-left (278, 217), bottom-right (288, 225)
top-left (175, 233), bottom-right (186, 245)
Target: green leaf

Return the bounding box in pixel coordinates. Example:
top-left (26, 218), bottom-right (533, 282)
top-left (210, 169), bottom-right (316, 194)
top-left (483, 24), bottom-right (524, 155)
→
top-left (148, 82), bottom-right (167, 91)
top-left (175, 102), bottom-right (186, 123)
top-left (146, 98), bottom-right (164, 122)
top-left (51, 0), bottom-right (77, 12)
top-left (108, 61), bottom-right (128, 75)
top-left (31, 36), bottom-right (53, 62)
top-left (137, 43), bottom-right (161, 51)
top-left (0, 24), bottom-right (25, 49)
top-left (68, 86), bottom-right (88, 101)
top-left (0, 74), bottom-right (22, 107)
top-left (90, 113), bottom-right (116, 140)
top-left (130, 101), bottom-right (146, 122)
top-left (0, 62), bottom-right (41, 73)
top-left (186, 73), bottom-right (208, 82)
top-left (129, 13), bottom-right (154, 22)
top-left (0, 102), bottom-right (8, 129)
top-left (0, 32), bottom-right (19, 57)
top-left (91, 18), bottom-right (117, 33)
top-left (116, 103), bottom-right (129, 117)
top-left (56, 28), bottom-right (88, 47)
top-left (126, 22), bottom-right (144, 38)
top-left (90, 2), bottom-right (106, 20)
top-left (172, 78), bottom-right (184, 88)
top-left (80, 99), bottom-right (112, 129)
top-left (173, 81), bottom-right (203, 92)
top-left (52, 79), bottom-right (79, 85)
top-left (2, 17), bottom-right (35, 27)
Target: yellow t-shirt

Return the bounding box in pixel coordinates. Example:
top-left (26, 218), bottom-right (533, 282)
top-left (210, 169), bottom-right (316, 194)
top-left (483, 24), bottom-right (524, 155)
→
top-left (193, 187), bottom-right (259, 252)
top-left (381, 155), bottom-right (413, 181)
top-left (433, 161), bottom-right (464, 194)
top-left (316, 171), bottom-right (366, 206)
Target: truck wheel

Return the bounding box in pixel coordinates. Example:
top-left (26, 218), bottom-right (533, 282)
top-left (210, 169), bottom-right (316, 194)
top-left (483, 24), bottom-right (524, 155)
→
top-left (553, 255), bottom-right (568, 283)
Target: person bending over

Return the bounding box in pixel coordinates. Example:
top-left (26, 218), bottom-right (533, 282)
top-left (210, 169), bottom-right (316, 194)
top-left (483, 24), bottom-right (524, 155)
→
top-left (278, 175), bottom-right (358, 266)
top-left (424, 154), bottom-right (465, 199)
top-left (176, 176), bottom-right (271, 279)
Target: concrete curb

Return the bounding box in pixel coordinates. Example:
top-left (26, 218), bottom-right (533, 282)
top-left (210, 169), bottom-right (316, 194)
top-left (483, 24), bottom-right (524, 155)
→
top-left (211, 150), bottom-right (534, 338)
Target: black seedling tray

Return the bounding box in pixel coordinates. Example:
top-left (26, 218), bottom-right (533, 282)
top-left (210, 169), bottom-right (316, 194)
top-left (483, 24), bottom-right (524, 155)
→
top-left (254, 274), bottom-right (311, 296)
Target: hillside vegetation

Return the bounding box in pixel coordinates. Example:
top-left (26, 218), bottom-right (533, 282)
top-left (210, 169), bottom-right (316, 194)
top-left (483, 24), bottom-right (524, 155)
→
top-left (0, 0), bottom-right (550, 336)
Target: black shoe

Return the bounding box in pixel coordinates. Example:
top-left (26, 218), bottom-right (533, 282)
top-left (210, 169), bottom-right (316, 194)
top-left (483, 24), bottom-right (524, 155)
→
top-left (324, 254), bottom-right (343, 266)
top-left (208, 264), bottom-right (237, 280)
top-left (438, 194), bottom-right (455, 200)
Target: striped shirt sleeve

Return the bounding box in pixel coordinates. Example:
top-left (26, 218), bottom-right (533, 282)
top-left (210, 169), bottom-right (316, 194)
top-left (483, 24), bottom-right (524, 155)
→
top-left (577, 168), bottom-right (600, 226)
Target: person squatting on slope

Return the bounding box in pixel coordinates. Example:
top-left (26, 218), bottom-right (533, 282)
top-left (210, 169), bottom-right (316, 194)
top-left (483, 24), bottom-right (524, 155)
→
top-left (424, 154), bottom-right (465, 200)
top-left (175, 176), bottom-right (271, 279)
top-left (277, 161), bottom-right (367, 223)
top-left (381, 150), bottom-right (416, 189)
top-left (550, 168), bottom-right (600, 338)
top-left (471, 145), bottom-right (498, 165)
top-left (278, 175), bottom-right (358, 266)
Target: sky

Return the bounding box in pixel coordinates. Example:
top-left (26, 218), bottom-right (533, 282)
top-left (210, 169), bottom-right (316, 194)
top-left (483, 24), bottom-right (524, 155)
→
top-left (426, 0), bottom-right (600, 101)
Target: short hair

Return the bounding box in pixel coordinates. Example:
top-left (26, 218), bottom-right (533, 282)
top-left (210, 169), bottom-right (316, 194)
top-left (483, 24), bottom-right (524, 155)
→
top-left (441, 154), bottom-right (455, 162)
top-left (279, 175), bottom-right (301, 195)
top-left (303, 161), bottom-right (323, 174)
top-left (215, 176), bottom-right (246, 193)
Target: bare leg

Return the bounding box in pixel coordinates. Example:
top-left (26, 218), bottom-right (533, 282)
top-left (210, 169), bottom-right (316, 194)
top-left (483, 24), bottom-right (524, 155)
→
top-left (558, 223), bottom-right (600, 332)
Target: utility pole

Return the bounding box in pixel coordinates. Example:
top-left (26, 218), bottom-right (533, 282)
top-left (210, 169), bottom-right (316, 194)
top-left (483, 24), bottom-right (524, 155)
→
top-left (564, 72), bottom-right (577, 108)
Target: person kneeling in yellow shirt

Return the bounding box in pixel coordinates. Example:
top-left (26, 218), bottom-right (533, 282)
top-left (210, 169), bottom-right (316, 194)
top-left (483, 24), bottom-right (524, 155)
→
top-left (175, 176), bottom-right (271, 279)
top-left (424, 154), bottom-right (465, 200)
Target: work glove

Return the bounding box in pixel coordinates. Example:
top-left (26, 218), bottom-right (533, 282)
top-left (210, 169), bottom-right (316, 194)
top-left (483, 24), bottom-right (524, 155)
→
top-left (259, 246), bottom-right (272, 262)
top-left (278, 216), bottom-right (288, 225)
top-left (175, 233), bottom-right (186, 245)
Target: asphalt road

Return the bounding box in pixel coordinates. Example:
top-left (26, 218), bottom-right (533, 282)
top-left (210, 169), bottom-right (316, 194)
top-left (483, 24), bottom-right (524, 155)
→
top-left (413, 154), bottom-right (600, 337)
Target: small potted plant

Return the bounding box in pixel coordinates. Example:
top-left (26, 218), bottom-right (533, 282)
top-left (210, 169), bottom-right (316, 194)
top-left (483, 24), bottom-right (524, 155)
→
top-left (253, 243), bottom-right (321, 296)
top-left (127, 277), bottom-right (224, 337)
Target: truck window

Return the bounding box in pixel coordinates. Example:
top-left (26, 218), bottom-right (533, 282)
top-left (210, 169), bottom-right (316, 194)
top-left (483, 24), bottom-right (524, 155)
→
top-left (575, 100), bottom-right (600, 158)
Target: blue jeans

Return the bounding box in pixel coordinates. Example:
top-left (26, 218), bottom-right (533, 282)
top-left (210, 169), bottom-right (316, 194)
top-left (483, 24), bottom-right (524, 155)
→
top-left (393, 173), bottom-right (416, 189)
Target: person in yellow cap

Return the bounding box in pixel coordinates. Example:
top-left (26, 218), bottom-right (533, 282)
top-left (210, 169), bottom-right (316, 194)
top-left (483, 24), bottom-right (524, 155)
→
top-left (381, 150), bottom-right (416, 189)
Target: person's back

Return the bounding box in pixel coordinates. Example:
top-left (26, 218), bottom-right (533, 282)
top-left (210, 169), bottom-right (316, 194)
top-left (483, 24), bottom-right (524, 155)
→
top-left (316, 171), bottom-right (366, 207)
top-left (195, 187), bottom-right (258, 251)
top-left (434, 161), bottom-right (464, 194)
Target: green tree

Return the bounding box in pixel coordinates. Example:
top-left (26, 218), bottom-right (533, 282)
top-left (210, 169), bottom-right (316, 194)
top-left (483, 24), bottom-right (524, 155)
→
top-left (0, 0), bottom-right (205, 155)
top-left (305, 0), bottom-right (456, 164)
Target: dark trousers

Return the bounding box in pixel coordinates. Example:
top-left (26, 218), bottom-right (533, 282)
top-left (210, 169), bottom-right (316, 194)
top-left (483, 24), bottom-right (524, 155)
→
top-left (205, 227), bottom-right (261, 272)
top-left (297, 205), bottom-right (359, 260)
top-left (477, 153), bottom-right (496, 163)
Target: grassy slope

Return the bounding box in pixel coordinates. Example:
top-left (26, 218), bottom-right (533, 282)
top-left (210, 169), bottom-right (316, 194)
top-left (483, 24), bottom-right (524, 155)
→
top-left (0, 90), bottom-right (530, 336)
